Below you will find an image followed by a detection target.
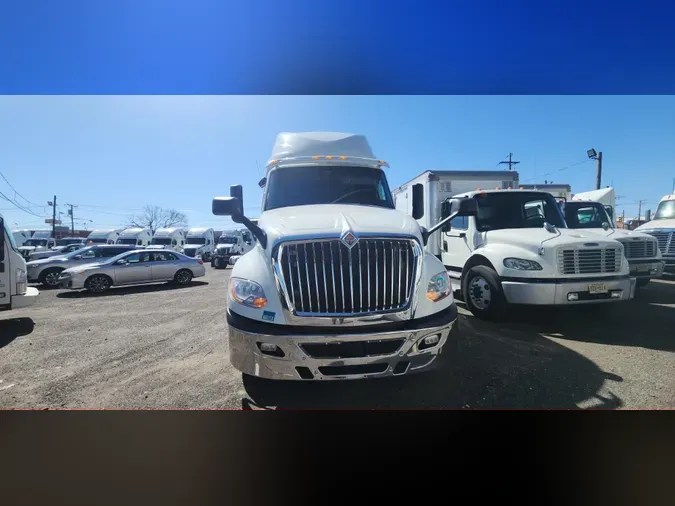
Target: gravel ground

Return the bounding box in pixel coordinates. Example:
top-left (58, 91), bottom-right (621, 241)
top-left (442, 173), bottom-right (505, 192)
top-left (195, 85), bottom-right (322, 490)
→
top-left (1, 268), bottom-right (674, 409)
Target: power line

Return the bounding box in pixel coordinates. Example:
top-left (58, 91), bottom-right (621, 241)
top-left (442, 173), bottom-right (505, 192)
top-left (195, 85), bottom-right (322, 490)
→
top-left (0, 170), bottom-right (45, 209)
top-left (0, 190), bottom-right (47, 218)
top-left (499, 153), bottom-right (520, 171)
top-left (520, 159), bottom-right (592, 183)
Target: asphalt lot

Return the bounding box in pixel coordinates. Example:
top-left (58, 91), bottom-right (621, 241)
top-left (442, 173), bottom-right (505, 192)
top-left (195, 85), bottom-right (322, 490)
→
top-left (1, 268), bottom-right (674, 409)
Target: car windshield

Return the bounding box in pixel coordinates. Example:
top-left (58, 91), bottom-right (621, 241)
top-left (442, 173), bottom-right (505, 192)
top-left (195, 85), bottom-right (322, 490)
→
top-left (24, 239), bottom-right (48, 246)
top-left (264, 165), bottom-right (395, 210)
top-left (186, 237), bottom-right (206, 245)
top-left (564, 202), bottom-right (613, 229)
top-left (475, 192), bottom-right (567, 232)
top-left (64, 246), bottom-right (94, 259)
top-left (151, 237), bottom-right (172, 245)
top-left (219, 236), bottom-right (237, 244)
top-left (654, 200), bottom-right (675, 220)
top-left (56, 238), bottom-right (83, 246)
top-left (117, 238), bottom-right (139, 245)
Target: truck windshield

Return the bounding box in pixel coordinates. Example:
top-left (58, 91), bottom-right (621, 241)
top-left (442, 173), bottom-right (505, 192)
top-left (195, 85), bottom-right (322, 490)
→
top-left (56, 238), bottom-right (83, 246)
top-left (117, 238), bottom-right (139, 245)
top-left (88, 238), bottom-right (108, 244)
top-left (219, 236), bottom-right (237, 244)
top-left (475, 192), bottom-right (566, 232)
top-left (187, 238), bottom-right (206, 245)
top-left (654, 200), bottom-right (675, 220)
top-left (264, 165), bottom-right (394, 211)
top-left (24, 239), bottom-right (49, 246)
top-left (564, 202), bottom-right (613, 229)
top-left (151, 238), bottom-right (172, 245)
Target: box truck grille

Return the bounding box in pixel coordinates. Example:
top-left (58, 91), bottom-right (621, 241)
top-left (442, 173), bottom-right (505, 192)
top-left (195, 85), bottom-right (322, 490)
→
top-left (643, 231), bottom-right (674, 256)
top-left (619, 239), bottom-right (657, 259)
top-left (275, 238), bottom-right (419, 316)
top-left (557, 247), bottom-right (622, 274)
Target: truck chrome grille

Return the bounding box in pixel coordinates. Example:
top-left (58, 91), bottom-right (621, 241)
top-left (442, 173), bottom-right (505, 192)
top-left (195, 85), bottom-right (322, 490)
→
top-left (274, 238), bottom-right (420, 316)
top-left (557, 247), bottom-right (622, 274)
top-left (643, 231), bottom-right (674, 256)
top-left (619, 239), bottom-right (657, 259)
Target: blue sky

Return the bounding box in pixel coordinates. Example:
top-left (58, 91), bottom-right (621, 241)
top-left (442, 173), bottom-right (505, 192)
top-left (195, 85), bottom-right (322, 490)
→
top-left (1, 95), bottom-right (673, 231)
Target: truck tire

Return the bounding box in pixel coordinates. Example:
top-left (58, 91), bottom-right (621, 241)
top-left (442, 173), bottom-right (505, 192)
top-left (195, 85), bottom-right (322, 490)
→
top-left (39, 267), bottom-right (64, 288)
top-left (462, 265), bottom-right (507, 320)
top-left (213, 256), bottom-right (226, 269)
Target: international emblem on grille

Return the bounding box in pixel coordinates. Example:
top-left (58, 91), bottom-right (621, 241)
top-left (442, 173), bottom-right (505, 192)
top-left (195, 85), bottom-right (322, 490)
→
top-left (341, 230), bottom-right (359, 249)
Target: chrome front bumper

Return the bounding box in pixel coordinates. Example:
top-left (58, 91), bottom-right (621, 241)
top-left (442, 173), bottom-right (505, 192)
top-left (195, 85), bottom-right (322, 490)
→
top-left (501, 276), bottom-right (636, 305)
top-left (628, 260), bottom-right (664, 278)
top-left (227, 305), bottom-right (458, 381)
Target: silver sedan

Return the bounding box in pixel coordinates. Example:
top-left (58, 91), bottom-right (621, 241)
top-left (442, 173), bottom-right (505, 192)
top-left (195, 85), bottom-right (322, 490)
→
top-left (58, 249), bottom-right (206, 293)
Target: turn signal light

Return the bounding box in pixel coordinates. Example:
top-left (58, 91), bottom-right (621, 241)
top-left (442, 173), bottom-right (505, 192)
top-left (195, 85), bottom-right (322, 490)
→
top-left (252, 297), bottom-right (267, 308)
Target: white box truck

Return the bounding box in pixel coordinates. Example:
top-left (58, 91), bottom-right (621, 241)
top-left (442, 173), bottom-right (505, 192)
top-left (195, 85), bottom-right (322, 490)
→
top-left (86, 228), bottom-right (123, 245)
top-left (634, 193), bottom-right (675, 273)
top-left (12, 229), bottom-right (33, 247)
top-left (183, 228), bottom-right (215, 261)
top-left (147, 227), bottom-right (187, 252)
top-left (567, 189), bottom-right (663, 287)
top-left (212, 132), bottom-right (476, 381)
top-left (17, 230), bottom-right (56, 260)
top-left (1, 214), bottom-right (39, 311)
top-left (116, 227), bottom-right (152, 247)
top-left (394, 172), bottom-right (635, 319)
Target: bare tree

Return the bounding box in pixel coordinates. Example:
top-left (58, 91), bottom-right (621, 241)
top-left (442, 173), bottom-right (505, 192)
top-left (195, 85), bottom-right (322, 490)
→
top-left (128, 205), bottom-right (188, 235)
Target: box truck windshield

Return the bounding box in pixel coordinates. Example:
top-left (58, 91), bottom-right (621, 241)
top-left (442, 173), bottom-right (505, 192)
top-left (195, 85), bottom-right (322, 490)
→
top-left (654, 200), bottom-right (675, 220)
top-left (564, 202), bottom-right (612, 229)
top-left (151, 237), bottom-right (172, 245)
top-left (264, 166), bottom-right (394, 210)
top-left (475, 192), bottom-right (566, 231)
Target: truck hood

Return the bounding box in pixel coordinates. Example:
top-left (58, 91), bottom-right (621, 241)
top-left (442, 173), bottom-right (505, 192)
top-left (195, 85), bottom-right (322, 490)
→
top-left (484, 227), bottom-right (620, 254)
top-left (567, 228), bottom-right (655, 240)
top-left (184, 243), bottom-right (207, 249)
top-left (259, 205), bottom-right (421, 245)
top-left (19, 246), bottom-right (37, 252)
top-left (635, 219), bottom-right (675, 232)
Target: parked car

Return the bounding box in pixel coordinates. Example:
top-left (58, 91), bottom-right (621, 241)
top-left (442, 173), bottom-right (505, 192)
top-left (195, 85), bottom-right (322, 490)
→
top-left (26, 245), bottom-right (137, 287)
top-left (58, 249), bottom-right (206, 293)
top-left (29, 242), bottom-right (86, 261)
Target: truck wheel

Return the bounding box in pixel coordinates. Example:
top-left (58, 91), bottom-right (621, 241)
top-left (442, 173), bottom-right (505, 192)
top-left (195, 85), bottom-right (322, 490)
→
top-left (40, 268), bottom-right (64, 288)
top-left (462, 265), bottom-right (507, 320)
top-left (213, 256), bottom-right (225, 269)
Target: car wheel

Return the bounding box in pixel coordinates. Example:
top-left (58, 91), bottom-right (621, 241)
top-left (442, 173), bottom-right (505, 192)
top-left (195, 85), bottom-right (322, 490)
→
top-left (86, 274), bottom-right (112, 294)
top-left (40, 268), bottom-right (64, 288)
top-left (462, 265), bottom-right (507, 320)
top-left (174, 269), bottom-right (193, 285)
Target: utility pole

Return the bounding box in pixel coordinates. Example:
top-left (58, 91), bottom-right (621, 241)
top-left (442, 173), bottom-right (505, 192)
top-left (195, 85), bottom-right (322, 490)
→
top-left (595, 151), bottom-right (603, 189)
top-left (66, 203), bottom-right (76, 235)
top-left (50, 195), bottom-right (57, 238)
top-left (637, 199), bottom-right (647, 224)
top-left (621, 209), bottom-right (625, 229)
top-left (499, 153), bottom-right (520, 171)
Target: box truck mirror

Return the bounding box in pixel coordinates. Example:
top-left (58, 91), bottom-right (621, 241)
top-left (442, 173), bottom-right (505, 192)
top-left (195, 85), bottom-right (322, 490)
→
top-left (412, 183), bottom-right (424, 220)
top-left (422, 197), bottom-right (477, 245)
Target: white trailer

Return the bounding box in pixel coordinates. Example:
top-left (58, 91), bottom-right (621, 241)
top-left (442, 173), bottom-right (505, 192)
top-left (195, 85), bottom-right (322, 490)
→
top-left (572, 187), bottom-right (617, 221)
top-left (1, 214), bottom-right (39, 311)
top-left (184, 227), bottom-right (215, 260)
top-left (147, 227), bottom-right (187, 252)
top-left (392, 170), bottom-right (520, 258)
top-left (116, 227), bottom-right (153, 247)
top-left (86, 228), bottom-right (123, 245)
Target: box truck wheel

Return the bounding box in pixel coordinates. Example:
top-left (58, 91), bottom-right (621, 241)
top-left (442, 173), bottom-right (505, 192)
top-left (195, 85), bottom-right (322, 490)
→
top-left (462, 265), bottom-right (506, 320)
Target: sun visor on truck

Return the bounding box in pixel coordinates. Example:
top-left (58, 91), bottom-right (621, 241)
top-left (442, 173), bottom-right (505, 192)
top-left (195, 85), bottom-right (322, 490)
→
top-left (268, 132), bottom-right (376, 163)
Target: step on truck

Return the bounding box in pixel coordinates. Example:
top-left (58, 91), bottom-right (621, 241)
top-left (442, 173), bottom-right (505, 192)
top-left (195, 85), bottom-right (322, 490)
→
top-left (567, 191), bottom-right (663, 288)
top-left (634, 193), bottom-right (675, 273)
top-left (1, 215), bottom-right (39, 311)
top-left (394, 173), bottom-right (636, 319)
top-left (212, 132), bottom-right (475, 380)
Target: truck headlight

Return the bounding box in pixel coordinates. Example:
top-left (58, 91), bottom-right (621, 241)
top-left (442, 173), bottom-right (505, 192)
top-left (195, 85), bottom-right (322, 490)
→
top-left (503, 258), bottom-right (543, 270)
top-left (427, 271), bottom-right (451, 302)
top-left (229, 278), bottom-right (267, 308)
top-left (16, 269), bottom-right (27, 295)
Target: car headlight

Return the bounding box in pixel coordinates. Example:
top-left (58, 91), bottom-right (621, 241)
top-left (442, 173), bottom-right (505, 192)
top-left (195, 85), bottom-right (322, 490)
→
top-left (229, 278), bottom-right (267, 308)
top-left (503, 258), bottom-right (543, 270)
top-left (427, 271), bottom-right (451, 302)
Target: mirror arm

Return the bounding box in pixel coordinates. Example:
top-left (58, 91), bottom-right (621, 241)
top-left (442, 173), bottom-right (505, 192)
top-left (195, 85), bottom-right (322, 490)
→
top-left (236, 214), bottom-right (267, 249)
top-left (422, 211), bottom-right (459, 245)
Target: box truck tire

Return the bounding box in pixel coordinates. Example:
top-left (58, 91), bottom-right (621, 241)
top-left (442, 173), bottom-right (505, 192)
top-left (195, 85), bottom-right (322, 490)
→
top-left (462, 265), bottom-right (507, 320)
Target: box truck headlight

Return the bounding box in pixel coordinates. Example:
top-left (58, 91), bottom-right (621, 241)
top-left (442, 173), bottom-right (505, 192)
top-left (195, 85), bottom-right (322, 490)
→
top-left (427, 271), bottom-right (451, 302)
top-left (503, 258), bottom-right (543, 270)
top-left (16, 268), bottom-right (27, 295)
top-left (230, 278), bottom-right (267, 308)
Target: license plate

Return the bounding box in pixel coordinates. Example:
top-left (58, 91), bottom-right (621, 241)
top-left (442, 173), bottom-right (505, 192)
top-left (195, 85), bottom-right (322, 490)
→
top-left (636, 264), bottom-right (650, 273)
top-left (588, 283), bottom-right (608, 294)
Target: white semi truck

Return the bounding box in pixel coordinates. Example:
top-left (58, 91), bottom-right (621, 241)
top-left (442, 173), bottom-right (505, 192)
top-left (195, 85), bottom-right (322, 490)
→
top-left (567, 189), bottom-right (663, 287)
top-left (86, 228), bottom-right (123, 245)
top-left (183, 228), bottom-right (215, 261)
top-left (147, 227), bottom-right (187, 252)
top-left (12, 229), bottom-right (33, 247)
top-left (394, 172), bottom-right (635, 319)
top-left (116, 227), bottom-right (153, 247)
top-left (635, 193), bottom-right (675, 273)
top-left (212, 132), bottom-right (475, 381)
top-left (1, 214), bottom-right (39, 311)
top-left (211, 229), bottom-right (257, 269)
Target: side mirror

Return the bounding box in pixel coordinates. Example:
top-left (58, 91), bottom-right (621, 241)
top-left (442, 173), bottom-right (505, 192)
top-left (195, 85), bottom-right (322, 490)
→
top-left (116, 259), bottom-right (128, 265)
top-left (422, 197), bottom-right (478, 245)
top-left (412, 183), bottom-right (424, 220)
top-left (258, 177), bottom-right (267, 188)
top-left (212, 197), bottom-right (244, 222)
top-left (601, 222), bottom-right (610, 231)
top-left (441, 200), bottom-right (452, 232)
top-left (605, 206), bottom-right (614, 220)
